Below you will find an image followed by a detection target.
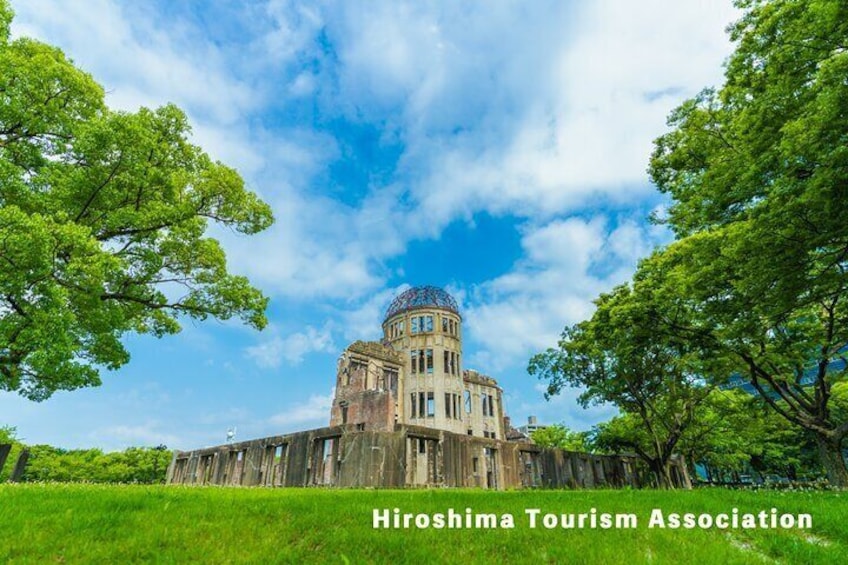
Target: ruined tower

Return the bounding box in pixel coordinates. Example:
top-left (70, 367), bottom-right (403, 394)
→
top-left (328, 341), bottom-right (404, 432)
top-left (329, 285), bottom-right (504, 439)
top-left (382, 286), bottom-right (467, 435)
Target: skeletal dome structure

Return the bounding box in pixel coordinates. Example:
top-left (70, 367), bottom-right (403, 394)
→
top-left (383, 285), bottom-right (460, 321)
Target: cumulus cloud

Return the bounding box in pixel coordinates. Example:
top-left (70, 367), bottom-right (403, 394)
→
top-left (463, 215), bottom-right (667, 371)
top-left (268, 392), bottom-right (333, 430)
top-left (10, 0), bottom-right (739, 303)
top-left (89, 423), bottom-right (181, 450)
top-left (246, 324), bottom-right (336, 368)
top-left (331, 284), bottom-right (410, 342)
top-left (10, 0), bottom-right (257, 123)
top-left (216, 0), bottom-right (739, 302)
top-left (312, 0), bottom-right (739, 222)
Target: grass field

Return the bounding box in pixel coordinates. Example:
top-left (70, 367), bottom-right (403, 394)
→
top-left (0, 484), bottom-right (845, 564)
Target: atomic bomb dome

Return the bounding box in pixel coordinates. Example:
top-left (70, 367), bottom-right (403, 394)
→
top-left (383, 285), bottom-right (460, 321)
top-left (167, 282), bottom-right (691, 490)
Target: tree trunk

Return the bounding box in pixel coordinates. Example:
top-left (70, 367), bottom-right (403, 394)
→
top-left (648, 458), bottom-right (675, 489)
top-left (815, 433), bottom-right (848, 487)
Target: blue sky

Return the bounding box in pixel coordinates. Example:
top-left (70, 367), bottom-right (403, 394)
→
top-left (2, 0), bottom-right (738, 450)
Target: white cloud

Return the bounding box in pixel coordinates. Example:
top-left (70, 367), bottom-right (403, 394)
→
top-left (236, 0), bottom-right (738, 302)
top-left (10, 0), bottom-right (257, 123)
top-left (220, 202), bottom-right (386, 300)
top-left (268, 392), bottom-right (333, 430)
top-left (256, 0), bottom-right (739, 234)
top-left (464, 215), bottom-right (666, 371)
top-left (512, 384), bottom-right (619, 433)
top-left (220, 179), bottom-right (417, 300)
top-left (405, 1), bottom-right (739, 221)
top-left (9, 0), bottom-right (739, 302)
top-left (246, 324), bottom-right (336, 368)
top-left (263, 0), bottom-right (323, 63)
top-left (332, 284), bottom-right (410, 342)
top-left (89, 423), bottom-right (181, 450)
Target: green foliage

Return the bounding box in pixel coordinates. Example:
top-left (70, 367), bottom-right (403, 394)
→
top-left (590, 413), bottom-right (648, 455)
top-left (673, 390), bottom-right (822, 482)
top-left (0, 424), bottom-right (16, 444)
top-left (651, 0), bottom-right (848, 240)
top-left (0, 424), bottom-right (23, 482)
top-left (20, 444), bottom-right (172, 484)
top-left (2, 422), bottom-right (171, 483)
top-left (0, 1), bottom-right (10, 44)
top-left (529, 282), bottom-right (713, 487)
top-left (530, 424), bottom-right (590, 452)
top-left (647, 0), bottom-right (848, 484)
top-left (0, 0), bottom-right (273, 400)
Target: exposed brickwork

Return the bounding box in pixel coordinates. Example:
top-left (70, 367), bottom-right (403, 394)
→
top-left (346, 340), bottom-right (405, 365)
top-left (329, 342), bottom-right (402, 432)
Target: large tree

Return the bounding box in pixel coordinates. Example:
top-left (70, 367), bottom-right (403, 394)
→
top-left (0, 3), bottom-right (273, 400)
top-left (529, 283), bottom-right (714, 488)
top-left (674, 389), bottom-right (817, 483)
top-left (649, 0), bottom-right (848, 484)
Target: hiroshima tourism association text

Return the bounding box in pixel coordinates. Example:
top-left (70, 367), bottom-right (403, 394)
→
top-left (372, 507), bottom-right (812, 530)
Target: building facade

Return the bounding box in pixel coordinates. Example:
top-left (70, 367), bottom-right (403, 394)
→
top-left (516, 415), bottom-right (548, 437)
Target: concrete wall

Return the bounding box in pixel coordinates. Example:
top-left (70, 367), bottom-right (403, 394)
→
top-left (167, 426), bottom-right (689, 490)
top-left (462, 370), bottom-right (505, 439)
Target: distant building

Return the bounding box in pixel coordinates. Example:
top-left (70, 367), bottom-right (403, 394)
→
top-left (516, 415), bottom-right (548, 437)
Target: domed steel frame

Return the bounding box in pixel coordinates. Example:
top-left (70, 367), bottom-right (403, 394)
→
top-left (384, 286), bottom-right (460, 321)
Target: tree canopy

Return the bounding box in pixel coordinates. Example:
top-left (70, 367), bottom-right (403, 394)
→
top-left (532, 0), bottom-right (848, 486)
top-left (529, 282), bottom-right (714, 487)
top-left (530, 424), bottom-right (590, 452)
top-left (647, 0), bottom-right (848, 485)
top-left (0, 426), bottom-right (172, 483)
top-left (0, 2), bottom-right (273, 400)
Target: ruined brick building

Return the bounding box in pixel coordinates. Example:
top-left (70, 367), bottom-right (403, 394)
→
top-left (330, 286), bottom-right (505, 440)
top-left (167, 286), bottom-right (691, 489)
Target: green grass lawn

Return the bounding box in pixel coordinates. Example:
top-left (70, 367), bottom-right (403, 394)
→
top-left (0, 484), bottom-right (845, 564)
